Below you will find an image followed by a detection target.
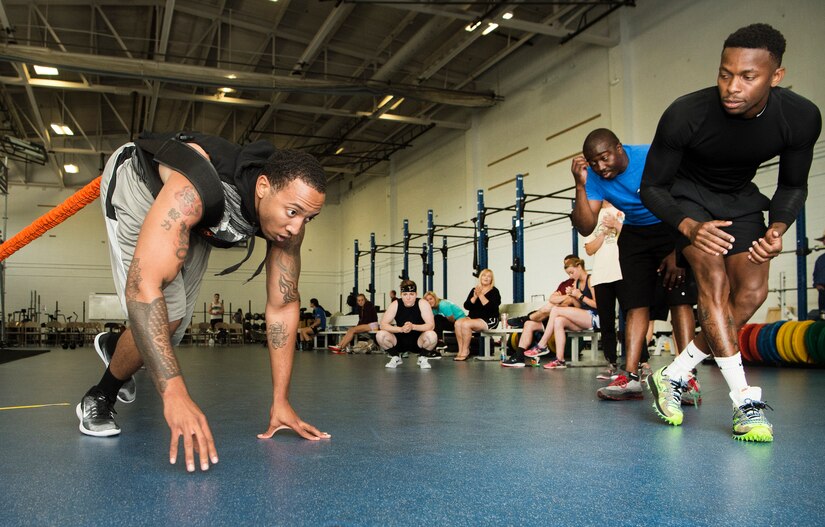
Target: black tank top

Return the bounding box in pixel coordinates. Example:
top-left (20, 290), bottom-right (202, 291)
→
top-left (394, 299), bottom-right (425, 327)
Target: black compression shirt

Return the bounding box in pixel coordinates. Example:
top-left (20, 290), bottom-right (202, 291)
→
top-left (640, 86), bottom-right (821, 229)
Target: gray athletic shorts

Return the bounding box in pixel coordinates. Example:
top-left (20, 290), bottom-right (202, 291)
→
top-left (100, 143), bottom-right (211, 345)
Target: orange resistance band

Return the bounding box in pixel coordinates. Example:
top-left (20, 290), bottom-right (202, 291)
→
top-left (0, 176), bottom-right (102, 263)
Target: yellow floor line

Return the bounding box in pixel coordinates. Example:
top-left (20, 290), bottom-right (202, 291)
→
top-left (0, 402), bottom-right (71, 411)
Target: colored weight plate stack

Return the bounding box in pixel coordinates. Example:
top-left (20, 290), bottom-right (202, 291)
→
top-left (748, 323), bottom-right (766, 363)
top-left (805, 321), bottom-right (825, 365)
top-left (790, 320), bottom-right (814, 363)
top-left (764, 321), bottom-right (786, 364)
top-left (775, 321), bottom-right (796, 363)
top-left (738, 323), bottom-right (758, 363)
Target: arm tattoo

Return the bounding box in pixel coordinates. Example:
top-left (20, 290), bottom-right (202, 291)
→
top-left (126, 297), bottom-right (181, 393)
top-left (273, 246), bottom-right (301, 304)
top-left (168, 208), bottom-right (181, 220)
top-left (268, 321), bottom-right (288, 349)
top-left (125, 258), bottom-right (143, 300)
top-left (175, 222), bottom-right (189, 262)
top-left (161, 219), bottom-right (171, 231)
top-left (174, 186), bottom-right (202, 217)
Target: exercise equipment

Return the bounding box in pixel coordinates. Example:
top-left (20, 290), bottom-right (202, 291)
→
top-left (791, 320), bottom-right (814, 363)
top-left (804, 321), bottom-right (825, 364)
top-left (738, 323), bottom-right (757, 363)
top-left (351, 174), bottom-right (574, 304)
top-left (748, 323), bottom-right (765, 363)
top-left (775, 321), bottom-right (795, 363)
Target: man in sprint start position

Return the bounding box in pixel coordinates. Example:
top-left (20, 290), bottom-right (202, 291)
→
top-left (640, 23), bottom-right (821, 442)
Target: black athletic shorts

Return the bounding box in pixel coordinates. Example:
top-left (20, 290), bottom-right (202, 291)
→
top-left (674, 198), bottom-right (767, 256)
top-left (617, 223), bottom-right (696, 311)
top-left (650, 268), bottom-right (697, 320)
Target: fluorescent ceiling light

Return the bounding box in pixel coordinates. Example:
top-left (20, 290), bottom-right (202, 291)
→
top-left (218, 87), bottom-right (235, 94)
top-left (33, 65), bottom-right (59, 75)
top-left (502, 12), bottom-right (514, 20)
top-left (465, 21), bottom-right (481, 32)
top-left (50, 123), bottom-right (74, 136)
top-left (335, 147), bottom-right (344, 155)
top-left (378, 95), bottom-right (404, 110)
top-left (63, 164), bottom-right (79, 174)
top-left (482, 23), bottom-right (499, 36)
top-left (226, 74), bottom-right (238, 80)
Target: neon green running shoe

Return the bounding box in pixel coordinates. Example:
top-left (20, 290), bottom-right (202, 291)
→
top-left (648, 366), bottom-right (684, 426)
top-left (732, 398), bottom-right (774, 442)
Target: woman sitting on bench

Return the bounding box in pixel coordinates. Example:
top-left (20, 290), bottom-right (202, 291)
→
top-left (328, 294), bottom-right (379, 354)
top-left (453, 269), bottom-right (501, 361)
top-left (524, 257), bottom-right (599, 369)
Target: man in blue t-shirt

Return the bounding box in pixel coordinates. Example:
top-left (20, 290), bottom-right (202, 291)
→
top-left (570, 128), bottom-right (696, 401)
top-left (297, 298), bottom-right (327, 350)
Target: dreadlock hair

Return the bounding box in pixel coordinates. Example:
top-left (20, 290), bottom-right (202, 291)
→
top-left (723, 23), bottom-right (786, 67)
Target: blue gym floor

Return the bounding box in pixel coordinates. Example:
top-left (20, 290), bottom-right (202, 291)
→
top-left (1, 344), bottom-right (824, 526)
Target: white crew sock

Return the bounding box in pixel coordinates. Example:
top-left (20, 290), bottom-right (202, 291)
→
top-left (663, 341), bottom-right (709, 382)
top-left (715, 353), bottom-right (752, 405)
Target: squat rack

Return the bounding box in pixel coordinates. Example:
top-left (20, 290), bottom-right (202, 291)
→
top-left (352, 174), bottom-right (575, 304)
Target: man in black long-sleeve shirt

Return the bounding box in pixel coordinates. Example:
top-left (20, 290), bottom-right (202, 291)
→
top-left (640, 23), bottom-right (821, 442)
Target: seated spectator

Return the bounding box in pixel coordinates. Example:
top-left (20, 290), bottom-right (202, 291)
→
top-left (297, 298), bottom-right (327, 350)
top-left (232, 308), bottom-right (244, 325)
top-left (376, 280), bottom-right (438, 369)
top-left (423, 291), bottom-right (466, 353)
top-left (503, 255), bottom-right (582, 368)
top-left (454, 269), bottom-right (502, 361)
top-left (523, 257), bottom-right (598, 369)
top-left (329, 294), bottom-right (379, 354)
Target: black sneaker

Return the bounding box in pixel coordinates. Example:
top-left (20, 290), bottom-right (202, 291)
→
top-left (501, 356), bottom-right (526, 368)
top-left (76, 387), bottom-right (120, 437)
top-left (424, 351), bottom-right (443, 359)
top-left (506, 315), bottom-right (529, 328)
top-left (94, 332), bottom-right (136, 404)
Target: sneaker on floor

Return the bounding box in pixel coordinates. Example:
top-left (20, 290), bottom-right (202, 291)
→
top-left (648, 366), bottom-right (685, 426)
top-left (417, 356), bottom-right (431, 369)
top-left (596, 366), bottom-right (617, 380)
top-left (681, 375), bottom-right (703, 406)
top-left (401, 351), bottom-right (410, 358)
top-left (597, 375), bottom-right (644, 401)
top-left (424, 351), bottom-right (442, 359)
top-left (501, 356), bottom-right (525, 368)
top-left (435, 341), bottom-right (448, 352)
top-left (732, 389), bottom-right (773, 442)
top-left (524, 345), bottom-right (550, 358)
top-left (328, 345), bottom-right (343, 352)
top-left (639, 363), bottom-right (652, 385)
top-left (386, 356), bottom-right (403, 369)
top-left (76, 387), bottom-right (120, 437)
top-left (94, 332), bottom-right (135, 404)
top-left (543, 359), bottom-right (566, 369)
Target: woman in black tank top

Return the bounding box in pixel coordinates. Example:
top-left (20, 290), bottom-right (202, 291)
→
top-left (453, 269), bottom-right (502, 361)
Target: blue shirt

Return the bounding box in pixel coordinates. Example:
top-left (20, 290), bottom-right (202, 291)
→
top-left (313, 306), bottom-right (327, 331)
top-left (585, 144), bottom-right (660, 226)
top-left (433, 299), bottom-right (466, 320)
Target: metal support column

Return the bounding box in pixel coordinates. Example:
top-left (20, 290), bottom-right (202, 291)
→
top-left (796, 207), bottom-right (807, 318)
top-left (476, 190), bottom-right (488, 274)
top-left (369, 233), bottom-right (377, 305)
top-left (441, 237), bottom-right (448, 299)
top-left (427, 210), bottom-right (435, 292)
top-left (513, 175), bottom-right (526, 302)
top-left (401, 220), bottom-right (410, 280)
top-left (353, 239), bottom-right (359, 299)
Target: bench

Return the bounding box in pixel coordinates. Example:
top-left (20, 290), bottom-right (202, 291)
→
top-left (313, 314), bottom-right (360, 348)
top-left (475, 301), bottom-right (604, 366)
